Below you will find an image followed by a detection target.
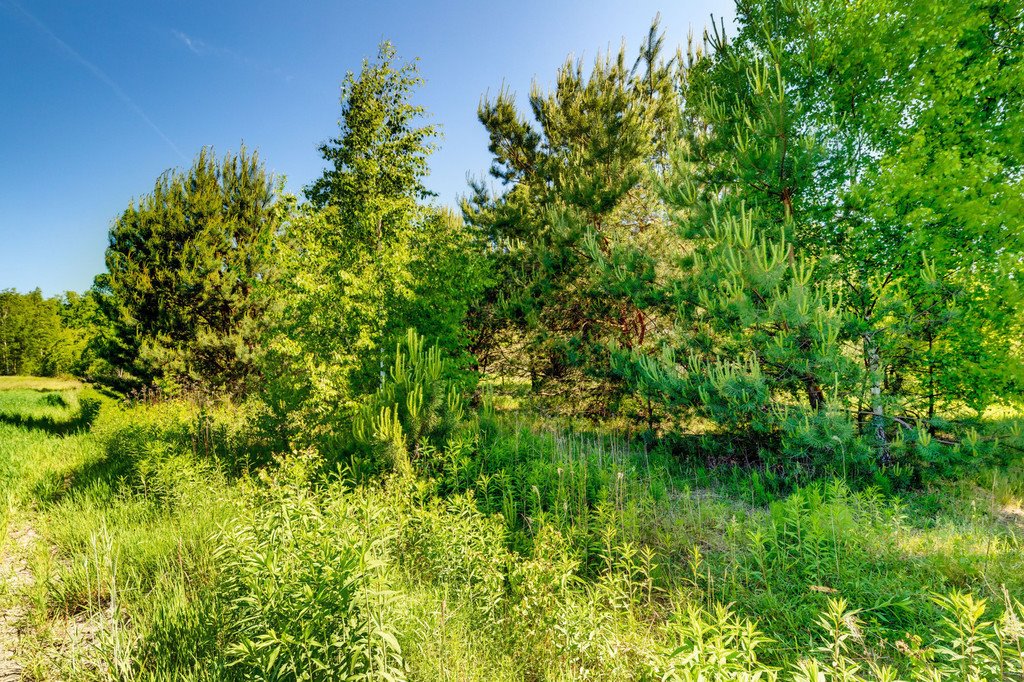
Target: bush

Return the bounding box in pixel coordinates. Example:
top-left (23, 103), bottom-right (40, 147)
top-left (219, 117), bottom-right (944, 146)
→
top-left (400, 492), bottom-right (509, 617)
top-left (348, 329), bottom-right (466, 476)
top-left (211, 474), bottom-right (406, 681)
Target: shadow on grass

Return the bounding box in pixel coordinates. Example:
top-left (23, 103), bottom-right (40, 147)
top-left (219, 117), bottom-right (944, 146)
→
top-left (31, 441), bottom-right (138, 505)
top-left (0, 397), bottom-right (101, 437)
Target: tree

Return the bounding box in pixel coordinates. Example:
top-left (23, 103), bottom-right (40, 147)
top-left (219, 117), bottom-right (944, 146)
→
top-left (612, 0), bottom-right (1024, 470)
top-left (101, 147), bottom-right (287, 396)
top-left (724, 0), bottom-right (1024, 453)
top-left (263, 42), bottom-right (486, 445)
top-left (57, 289), bottom-right (115, 382)
top-left (0, 289), bottom-right (70, 377)
top-left (463, 20), bottom-right (682, 419)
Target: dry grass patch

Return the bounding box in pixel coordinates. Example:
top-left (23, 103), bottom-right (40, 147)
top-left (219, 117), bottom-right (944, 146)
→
top-left (0, 377), bottom-right (83, 392)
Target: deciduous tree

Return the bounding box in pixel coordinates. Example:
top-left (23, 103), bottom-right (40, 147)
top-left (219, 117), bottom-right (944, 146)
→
top-left (263, 42), bottom-right (486, 444)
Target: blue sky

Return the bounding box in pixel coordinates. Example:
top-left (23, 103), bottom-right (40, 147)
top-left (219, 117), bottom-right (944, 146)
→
top-left (0, 0), bottom-right (733, 296)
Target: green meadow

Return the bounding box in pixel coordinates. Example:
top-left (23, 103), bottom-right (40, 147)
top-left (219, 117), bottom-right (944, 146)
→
top-left (0, 381), bottom-right (1023, 680)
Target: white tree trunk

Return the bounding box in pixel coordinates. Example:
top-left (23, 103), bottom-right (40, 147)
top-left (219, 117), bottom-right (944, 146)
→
top-left (864, 331), bottom-right (890, 464)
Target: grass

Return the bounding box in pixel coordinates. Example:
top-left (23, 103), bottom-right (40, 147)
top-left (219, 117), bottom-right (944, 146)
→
top-left (1, 379), bottom-right (1023, 679)
top-left (0, 376), bottom-right (83, 391)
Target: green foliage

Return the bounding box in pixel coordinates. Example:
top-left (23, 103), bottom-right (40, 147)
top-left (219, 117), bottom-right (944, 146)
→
top-left (350, 329), bottom-right (466, 476)
top-left (400, 492), bottom-right (508, 616)
top-left (56, 289), bottom-right (111, 381)
top-left (0, 288), bottom-right (75, 377)
top-left (600, 1), bottom-right (1024, 474)
top-left (0, 287), bottom-right (113, 383)
top-left (608, 23), bottom-right (857, 469)
top-left (653, 601), bottom-right (773, 680)
top-left (305, 41), bottom-right (434, 216)
top-left (263, 43), bottom-right (486, 444)
top-left (4, 11), bottom-right (1024, 682)
top-left (212, 477), bottom-right (406, 681)
top-left (611, 202), bottom-right (860, 469)
top-left (100, 146), bottom-right (288, 396)
top-left (463, 20), bottom-right (682, 417)
top-left (3, 383), bottom-right (1024, 680)
top-left (710, 0), bottom-right (1023, 455)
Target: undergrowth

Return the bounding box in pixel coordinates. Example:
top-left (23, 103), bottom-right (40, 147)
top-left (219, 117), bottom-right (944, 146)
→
top-left (1, 384), bottom-right (1023, 679)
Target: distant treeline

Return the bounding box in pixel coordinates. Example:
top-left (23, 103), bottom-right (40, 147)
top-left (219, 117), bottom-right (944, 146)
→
top-left (0, 289), bottom-right (96, 377)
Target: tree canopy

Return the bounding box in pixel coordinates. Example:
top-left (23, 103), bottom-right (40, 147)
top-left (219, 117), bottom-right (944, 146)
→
top-left (11, 3), bottom-right (1022, 480)
top-left (100, 146), bottom-right (287, 396)
top-left (261, 42), bottom-right (487, 445)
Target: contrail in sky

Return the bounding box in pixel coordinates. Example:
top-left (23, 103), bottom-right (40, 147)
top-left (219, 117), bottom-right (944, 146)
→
top-left (4, 0), bottom-right (187, 161)
top-left (172, 29), bottom-right (295, 83)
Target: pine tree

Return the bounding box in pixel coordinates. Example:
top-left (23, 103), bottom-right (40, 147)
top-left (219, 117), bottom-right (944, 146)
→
top-left (464, 20), bottom-right (682, 418)
top-left (722, 0), bottom-right (1024, 455)
top-left (101, 146), bottom-right (286, 396)
top-left (611, 0), bottom-right (1024, 470)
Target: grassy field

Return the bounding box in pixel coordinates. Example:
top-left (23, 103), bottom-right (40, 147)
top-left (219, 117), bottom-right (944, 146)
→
top-left (0, 376), bottom-right (83, 391)
top-left (1, 381), bottom-right (1023, 680)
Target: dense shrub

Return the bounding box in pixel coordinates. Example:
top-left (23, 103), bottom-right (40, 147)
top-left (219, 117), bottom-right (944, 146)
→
top-left (4, 381), bottom-right (1023, 680)
top-left (348, 329), bottom-right (467, 476)
top-left (212, 480), bottom-right (406, 681)
top-left (400, 492), bottom-right (508, 616)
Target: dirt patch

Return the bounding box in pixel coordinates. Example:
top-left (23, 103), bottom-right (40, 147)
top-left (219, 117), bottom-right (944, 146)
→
top-left (0, 522), bottom-right (107, 681)
top-left (999, 503), bottom-right (1024, 531)
top-left (0, 524), bottom-right (40, 681)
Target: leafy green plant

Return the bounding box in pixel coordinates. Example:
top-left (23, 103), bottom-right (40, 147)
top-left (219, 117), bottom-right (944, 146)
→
top-left (212, 478), bottom-right (406, 681)
top-left (400, 492), bottom-right (509, 618)
top-left (653, 601), bottom-right (775, 681)
top-left (351, 329), bottom-right (466, 476)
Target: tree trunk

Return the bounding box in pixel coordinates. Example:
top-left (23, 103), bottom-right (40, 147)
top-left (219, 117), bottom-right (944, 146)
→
top-left (864, 331), bottom-right (891, 465)
top-left (927, 334), bottom-right (935, 428)
top-left (804, 377), bottom-right (825, 410)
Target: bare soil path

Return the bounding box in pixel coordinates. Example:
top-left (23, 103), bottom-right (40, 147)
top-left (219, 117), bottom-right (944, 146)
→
top-left (0, 523), bottom-right (40, 681)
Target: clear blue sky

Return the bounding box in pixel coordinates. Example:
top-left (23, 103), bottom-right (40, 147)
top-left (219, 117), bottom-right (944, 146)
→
top-left (0, 0), bottom-right (733, 297)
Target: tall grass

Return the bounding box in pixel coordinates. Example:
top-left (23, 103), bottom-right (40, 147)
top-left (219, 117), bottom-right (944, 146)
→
top-left (1, 383), bottom-right (1023, 679)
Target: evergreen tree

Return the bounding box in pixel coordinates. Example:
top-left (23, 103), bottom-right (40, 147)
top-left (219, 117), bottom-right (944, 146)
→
top-left (611, 0), bottom-right (1024, 470)
top-left (464, 20), bottom-right (682, 419)
top-left (101, 147), bottom-right (287, 396)
top-left (723, 0), bottom-right (1024, 454)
